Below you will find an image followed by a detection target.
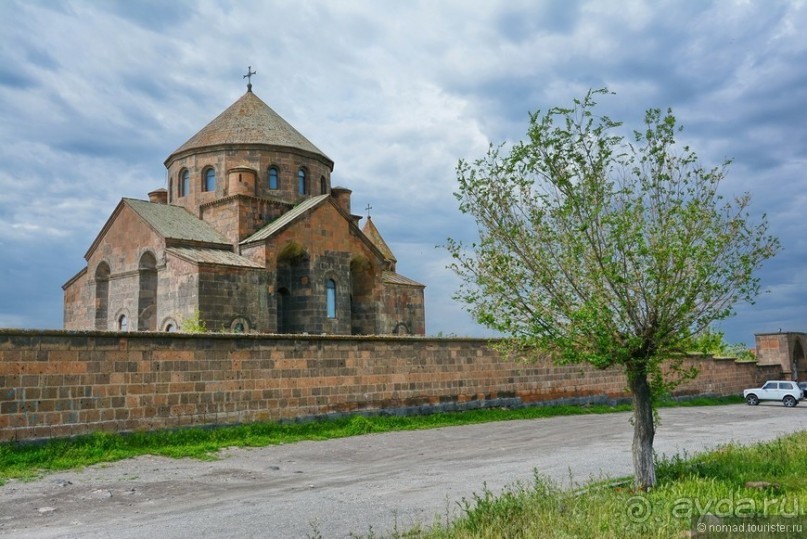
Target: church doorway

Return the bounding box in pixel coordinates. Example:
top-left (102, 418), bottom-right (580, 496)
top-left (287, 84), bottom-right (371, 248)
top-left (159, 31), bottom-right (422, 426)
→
top-left (277, 287), bottom-right (290, 333)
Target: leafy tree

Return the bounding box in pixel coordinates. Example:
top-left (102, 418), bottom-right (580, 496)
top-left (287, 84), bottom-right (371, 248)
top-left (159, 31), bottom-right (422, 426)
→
top-left (446, 89), bottom-right (779, 489)
top-left (180, 310), bottom-right (207, 333)
top-left (690, 327), bottom-right (755, 361)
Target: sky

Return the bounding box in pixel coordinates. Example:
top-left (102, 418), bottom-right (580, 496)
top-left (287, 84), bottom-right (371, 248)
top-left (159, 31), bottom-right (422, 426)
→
top-left (0, 0), bottom-right (805, 346)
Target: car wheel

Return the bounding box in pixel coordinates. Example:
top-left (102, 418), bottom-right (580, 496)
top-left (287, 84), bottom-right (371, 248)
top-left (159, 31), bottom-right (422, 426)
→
top-left (783, 395), bottom-right (797, 407)
top-left (746, 394), bottom-right (759, 406)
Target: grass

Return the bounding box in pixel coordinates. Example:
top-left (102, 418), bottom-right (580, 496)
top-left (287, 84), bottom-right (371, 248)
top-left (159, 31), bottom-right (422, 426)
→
top-left (375, 430), bottom-right (807, 539)
top-left (0, 395), bottom-right (742, 485)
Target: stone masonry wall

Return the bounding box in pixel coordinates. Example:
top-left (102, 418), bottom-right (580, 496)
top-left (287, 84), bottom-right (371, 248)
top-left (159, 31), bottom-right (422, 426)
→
top-left (0, 329), bottom-right (780, 442)
top-left (755, 332), bottom-right (807, 378)
top-left (197, 265), bottom-right (270, 332)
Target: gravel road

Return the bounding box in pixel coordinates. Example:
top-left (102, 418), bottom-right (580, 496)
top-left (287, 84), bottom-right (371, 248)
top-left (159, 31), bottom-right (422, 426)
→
top-left (1, 403), bottom-right (804, 538)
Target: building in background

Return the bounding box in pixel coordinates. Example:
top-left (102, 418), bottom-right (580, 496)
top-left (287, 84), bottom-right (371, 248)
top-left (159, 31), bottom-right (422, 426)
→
top-left (63, 82), bottom-right (425, 335)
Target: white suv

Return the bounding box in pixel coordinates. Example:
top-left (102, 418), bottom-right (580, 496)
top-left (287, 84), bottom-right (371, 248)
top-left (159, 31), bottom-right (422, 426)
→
top-left (743, 381), bottom-right (802, 407)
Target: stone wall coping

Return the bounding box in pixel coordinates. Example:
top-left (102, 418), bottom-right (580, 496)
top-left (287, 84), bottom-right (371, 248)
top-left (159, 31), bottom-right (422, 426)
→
top-left (0, 329), bottom-right (760, 363)
top-left (0, 328), bottom-right (496, 345)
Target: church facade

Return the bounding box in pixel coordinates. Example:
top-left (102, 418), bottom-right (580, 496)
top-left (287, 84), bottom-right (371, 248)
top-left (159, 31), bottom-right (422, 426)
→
top-left (63, 83), bottom-right (425, 335)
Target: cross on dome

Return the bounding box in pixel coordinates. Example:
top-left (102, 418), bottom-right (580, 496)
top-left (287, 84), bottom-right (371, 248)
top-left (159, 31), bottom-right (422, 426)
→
top-left (243, 66), bottom-right (256, 92)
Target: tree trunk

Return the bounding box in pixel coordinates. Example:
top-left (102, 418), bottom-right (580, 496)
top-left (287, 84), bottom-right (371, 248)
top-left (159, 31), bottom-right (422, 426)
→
top-left (628, 364), bottom-right (656, 490)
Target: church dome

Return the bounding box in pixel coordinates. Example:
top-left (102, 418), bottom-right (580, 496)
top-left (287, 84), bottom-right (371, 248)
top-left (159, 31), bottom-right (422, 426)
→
top-left (165, 91), bottom-right (333, 170)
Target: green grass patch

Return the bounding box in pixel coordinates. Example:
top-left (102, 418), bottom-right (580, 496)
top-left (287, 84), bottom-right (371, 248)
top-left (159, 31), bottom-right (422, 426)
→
top-left (382, 430), bottom-right (807, 539)
top-left (0, 395), bottom-right (741, 485)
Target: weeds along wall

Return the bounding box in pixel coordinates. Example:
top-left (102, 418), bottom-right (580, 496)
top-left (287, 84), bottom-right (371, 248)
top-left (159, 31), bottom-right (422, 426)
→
top-left (0, 329), bottom-right (780, 442)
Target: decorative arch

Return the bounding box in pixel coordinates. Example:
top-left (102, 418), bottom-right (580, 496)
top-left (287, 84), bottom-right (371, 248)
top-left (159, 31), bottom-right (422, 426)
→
top-left (277, 240), bottom-right (308, 263)
top-left (94, 262), bottom-right (111, 330)
top-left (350, 256), bottom-right (373, 294)
top-left (275, 241), bottom-right (310, 334)
top-left (350, 255), bottom-right (375, 334)
top-left (138, 251), bottom-right (158, 331)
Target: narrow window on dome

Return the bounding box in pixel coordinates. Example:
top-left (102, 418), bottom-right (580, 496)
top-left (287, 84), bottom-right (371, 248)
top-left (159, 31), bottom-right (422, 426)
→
top-left (320, 176), bottom-right (327, 194)
top-left (118, 314), bottom-right (128, 332)
top-left (268, 167), bottom-right (279, 190)
top-left (326, 279), bottom-right (336, 318)
top-left (204, 168), bottom-right (216, 192)
top-left (298, 168), bottom-right (307, 195)
top-left (180, 169), bottom-right (189, 197)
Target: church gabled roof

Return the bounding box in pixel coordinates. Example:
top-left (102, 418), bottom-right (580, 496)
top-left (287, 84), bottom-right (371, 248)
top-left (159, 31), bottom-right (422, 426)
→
top-left (124, 199), bottom-right (229, 244)
top-left (84, 198), bottom-right (230, 261)
top-left (167, 247), bottom-right (262, 268)
top-left (240, 194), bottom-right (330, 244)
top-left (382, 271), bottom-right (425, 288)
top-left (240, 194), bottom-right (395, 269)
top-left (361, 216), bottom-right (397, 264)
top-left (165, 91), bottom-right (333, 168)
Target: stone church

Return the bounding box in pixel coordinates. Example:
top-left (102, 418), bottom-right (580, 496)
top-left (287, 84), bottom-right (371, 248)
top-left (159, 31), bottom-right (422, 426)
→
top-left (63, 79), bottom-right (425, 335)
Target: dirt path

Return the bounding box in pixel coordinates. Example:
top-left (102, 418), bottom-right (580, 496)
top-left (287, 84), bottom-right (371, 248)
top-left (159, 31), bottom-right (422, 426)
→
top-left (1, 404), bottom-right (804, 538)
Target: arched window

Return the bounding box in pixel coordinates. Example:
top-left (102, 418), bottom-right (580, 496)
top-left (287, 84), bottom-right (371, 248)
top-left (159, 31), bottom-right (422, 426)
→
top-left (118, 314), bottom-right (128, 332)
top-left (298, 168), bottom-right (307, 195)
top-left (268, 166), bottom-right (279, 190)
top-left (204, 168), bottom-right (216, 192)
top-left (231, 317), bottom-right (249, 333)
top-left (162, 318), bottom-right (179, 332)
top-left (180, 169), bottom-right (189, 197)
top-left (320, 176), bottom-right (327, 194)
top-left (326, 279), bottom-right (336, 318)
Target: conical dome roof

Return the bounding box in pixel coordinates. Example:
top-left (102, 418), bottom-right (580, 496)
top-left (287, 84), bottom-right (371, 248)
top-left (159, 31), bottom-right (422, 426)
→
top-left (165, 91), bottom-right (332, 168)
top-left (361, 216), bottom-right (397, 264)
